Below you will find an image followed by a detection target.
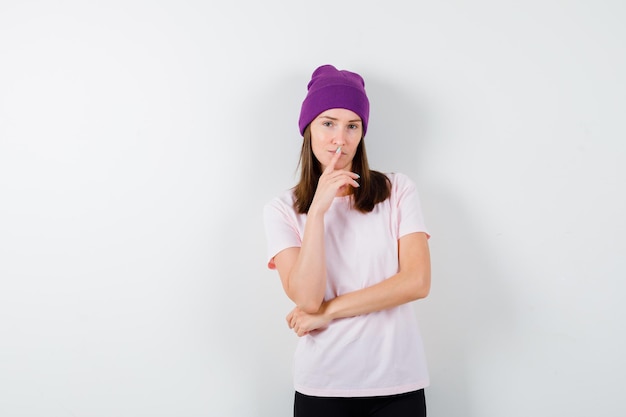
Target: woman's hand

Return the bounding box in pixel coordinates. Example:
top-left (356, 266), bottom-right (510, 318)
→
top-left (309, 147), bottom-right (360, 215)
top-left (286, 304), bottom-right (331, 337)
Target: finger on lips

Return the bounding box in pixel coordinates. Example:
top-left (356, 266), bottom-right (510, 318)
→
top-left (324, 146), bottom-right (342, 173)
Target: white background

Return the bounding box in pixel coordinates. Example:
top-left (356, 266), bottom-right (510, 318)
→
top-left (1, 1), bottom-right (625, 416)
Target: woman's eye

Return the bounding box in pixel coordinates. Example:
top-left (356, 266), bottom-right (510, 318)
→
top-left (348, 124), bottom-right (358, 130)
top-left (323, 121), bottom-right (332, 127)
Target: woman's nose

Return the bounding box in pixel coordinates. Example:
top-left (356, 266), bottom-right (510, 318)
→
top-left (332, 130), bottom-right (347, 145)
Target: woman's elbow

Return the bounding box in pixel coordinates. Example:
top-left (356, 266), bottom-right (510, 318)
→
top-left (408, 273), bottom-right (431, 301)
top-left (286, 288), bottom-right (324, 313)
top-left (415, 283), bottom-right (430, 300)
top-left (297, 297), bottom-right (324, 314)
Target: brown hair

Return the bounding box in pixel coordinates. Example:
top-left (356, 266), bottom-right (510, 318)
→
top-left (293, 127), bottom-right (391, 214)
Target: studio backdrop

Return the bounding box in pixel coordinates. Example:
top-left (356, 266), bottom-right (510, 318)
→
top-left (1, 1), bottom-right (624, 416)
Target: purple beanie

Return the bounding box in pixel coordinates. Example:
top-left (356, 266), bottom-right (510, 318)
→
top-left (298, 64), bottom-right (370, 136)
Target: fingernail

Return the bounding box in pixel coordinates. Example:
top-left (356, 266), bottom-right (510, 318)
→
top-left (336, 146), bottom-right (342, 154)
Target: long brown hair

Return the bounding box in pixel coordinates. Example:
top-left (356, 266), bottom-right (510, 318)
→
top-left (293, 126), bottom-right (391, 214)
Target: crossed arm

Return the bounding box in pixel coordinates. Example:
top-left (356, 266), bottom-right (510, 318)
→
top-left (273, 231), bottom-right (431, 337)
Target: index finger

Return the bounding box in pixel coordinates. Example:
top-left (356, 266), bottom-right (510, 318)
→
top-left (324, 146), bottom-right (342, 174)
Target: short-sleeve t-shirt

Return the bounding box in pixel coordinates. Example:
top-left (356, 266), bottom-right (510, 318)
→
top-left (263, 172), bottom-right (430, 397)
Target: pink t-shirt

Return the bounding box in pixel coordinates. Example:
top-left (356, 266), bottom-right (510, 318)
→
top-left (263, 172), bottom-right (430, 397)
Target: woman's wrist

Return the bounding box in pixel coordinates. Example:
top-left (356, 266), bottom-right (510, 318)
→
top-left (306, 204), bottom-right (326, 219)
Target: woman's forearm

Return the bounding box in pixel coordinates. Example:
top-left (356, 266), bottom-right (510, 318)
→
top-left (286, 209), bottom-right (327, 313)
top-left (324, 232), bottom-right (431, 320)
top-left (324, 269), bottom-right (429, 320)
top-left (285, 233), bottom-right (430, 336)
top-left (287, 266), bottom-right (430, 337)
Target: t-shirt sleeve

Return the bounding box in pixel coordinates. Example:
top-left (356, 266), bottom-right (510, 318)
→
top-left (263, 198), bottom-right (302, 269)
top-left (394, 173), bottom-right (430, 239)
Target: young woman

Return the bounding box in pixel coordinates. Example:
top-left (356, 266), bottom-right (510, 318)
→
top-left (263, 64), bottom-right (431, 417)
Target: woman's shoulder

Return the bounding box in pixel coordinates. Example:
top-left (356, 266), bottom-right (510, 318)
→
top-left (383, 172), bottom-right (416, 188)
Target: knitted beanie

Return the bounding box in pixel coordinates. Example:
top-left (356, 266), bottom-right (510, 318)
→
top-left (298, 64), bottom-right (370, 136)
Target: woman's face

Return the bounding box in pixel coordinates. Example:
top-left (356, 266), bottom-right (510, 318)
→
top-left (309, 108), bottom-right (363, 172)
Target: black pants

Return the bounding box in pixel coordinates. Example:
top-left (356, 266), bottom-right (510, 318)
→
top-left (294, 389), bottom-right (426, 417)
